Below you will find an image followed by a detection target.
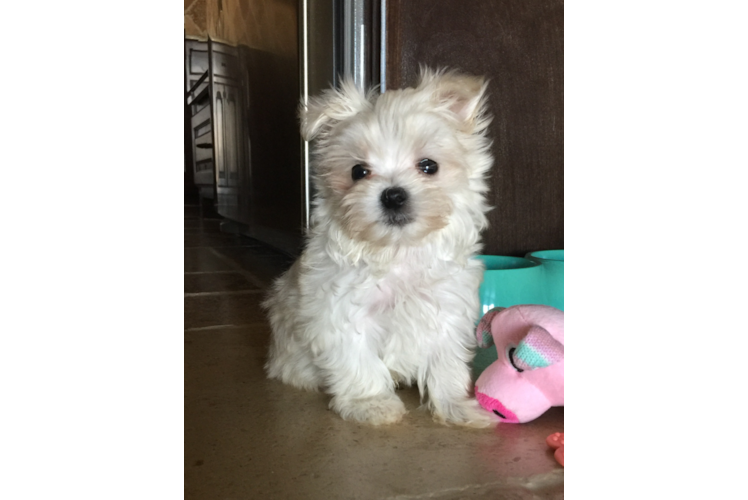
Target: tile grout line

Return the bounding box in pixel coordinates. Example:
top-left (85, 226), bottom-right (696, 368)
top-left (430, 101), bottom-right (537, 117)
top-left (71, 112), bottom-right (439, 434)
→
top-left (184, 245), bottom-right (266, 250)
top-left (207, 248), bottom-right (267, 289)
top-left (184, 323), bottom-right (268, 332)
top-left (184, 290), bottom-right (264, 298)
top-left (185, 271), bottom-right (244, 275)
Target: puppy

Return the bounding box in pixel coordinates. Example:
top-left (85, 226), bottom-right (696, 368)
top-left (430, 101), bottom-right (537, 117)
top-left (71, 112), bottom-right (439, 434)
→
top-left (264, 67), bottom-right (495, 427)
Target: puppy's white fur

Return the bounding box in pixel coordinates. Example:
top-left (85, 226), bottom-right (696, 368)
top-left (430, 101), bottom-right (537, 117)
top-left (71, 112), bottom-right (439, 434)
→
top-left (264, 68), bottom-right (495, 427)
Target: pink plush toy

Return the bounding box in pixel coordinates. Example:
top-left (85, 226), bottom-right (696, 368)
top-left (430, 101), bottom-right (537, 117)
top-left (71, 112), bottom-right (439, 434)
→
top-left (474, 305), bottom-right (564, 423)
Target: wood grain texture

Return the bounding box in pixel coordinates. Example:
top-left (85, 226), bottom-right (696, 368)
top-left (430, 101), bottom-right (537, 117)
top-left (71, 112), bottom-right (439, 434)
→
top-left (388, 0), bottom-right (563, 256)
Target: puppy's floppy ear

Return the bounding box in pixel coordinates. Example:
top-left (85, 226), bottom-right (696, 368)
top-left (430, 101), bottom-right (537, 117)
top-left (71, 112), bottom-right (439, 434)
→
top-left (417, 66), bottom-right (489, 127)
top-left (299, 78), bottom-right (372, 141)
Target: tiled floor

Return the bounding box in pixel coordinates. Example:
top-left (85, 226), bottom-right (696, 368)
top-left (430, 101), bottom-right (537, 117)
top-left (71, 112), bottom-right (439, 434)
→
top-left (184, 203), bottom-right (564, 499)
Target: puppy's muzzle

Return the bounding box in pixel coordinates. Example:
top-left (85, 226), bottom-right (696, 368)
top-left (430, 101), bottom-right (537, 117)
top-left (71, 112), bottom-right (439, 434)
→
top-left (380, 187), bottom-right (411, 226)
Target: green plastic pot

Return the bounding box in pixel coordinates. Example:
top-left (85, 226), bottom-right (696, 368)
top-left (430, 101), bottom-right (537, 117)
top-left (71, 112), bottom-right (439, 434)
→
top-left (525, 249), bottom-right (564, 312)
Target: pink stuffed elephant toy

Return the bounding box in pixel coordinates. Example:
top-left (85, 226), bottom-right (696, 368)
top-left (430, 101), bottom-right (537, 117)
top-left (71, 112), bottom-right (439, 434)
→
top-left (474, 305), bottom-right (564, 423)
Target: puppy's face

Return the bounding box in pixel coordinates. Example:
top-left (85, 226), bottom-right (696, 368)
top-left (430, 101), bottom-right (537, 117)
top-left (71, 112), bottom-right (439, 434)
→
top-left (303, 69), bottom-right (492, 247)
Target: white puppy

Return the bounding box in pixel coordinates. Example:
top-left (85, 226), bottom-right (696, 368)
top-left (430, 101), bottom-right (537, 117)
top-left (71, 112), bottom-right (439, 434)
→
top-left (264, 68), bottom-right (495, 427)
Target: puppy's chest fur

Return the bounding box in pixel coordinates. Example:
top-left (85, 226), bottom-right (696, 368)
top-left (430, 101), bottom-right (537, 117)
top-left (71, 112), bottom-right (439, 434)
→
top-left (303, 253), bottom-right (460, 341)
top-left (368, 263), bottom-right (422, 313)
top-left (309, 258), bottom-right (437, 310)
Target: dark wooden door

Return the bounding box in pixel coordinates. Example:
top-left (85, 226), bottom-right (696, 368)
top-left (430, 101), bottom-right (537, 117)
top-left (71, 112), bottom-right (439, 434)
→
top-left (386, 0), bottom-right (563, 257)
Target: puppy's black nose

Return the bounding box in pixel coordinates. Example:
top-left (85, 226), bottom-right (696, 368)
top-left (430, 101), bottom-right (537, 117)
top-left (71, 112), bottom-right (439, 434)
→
top-left (380, 187), bottom-right (408, 210)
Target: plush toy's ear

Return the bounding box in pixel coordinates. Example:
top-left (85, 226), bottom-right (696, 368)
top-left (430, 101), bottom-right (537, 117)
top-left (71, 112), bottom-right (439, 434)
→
top-left (416, 66), bottom-right (489, 128)
top-left (475, 307), bottom-right (505, 348)
top-left (300, 78), bottom-right (373, 141)
top-left (511, 325), bottom-right (564, 371)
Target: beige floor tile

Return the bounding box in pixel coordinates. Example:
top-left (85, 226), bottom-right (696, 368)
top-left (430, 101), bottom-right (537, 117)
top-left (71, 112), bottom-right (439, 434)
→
top-left (184, 292), bottom-right (267, 330)
top-left (184, 272), bottom-right (261, 294)
top-left (184, 247), bottom-right (237, 273)
top-left (185, 326), bottom-right (563, 500)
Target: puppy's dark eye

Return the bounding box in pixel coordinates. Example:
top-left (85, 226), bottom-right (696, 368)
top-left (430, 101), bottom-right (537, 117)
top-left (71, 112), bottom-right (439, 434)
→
top-left (351, 164), bottom-right (370, 181)
top-left (417, 158), bottom-right (438, 175)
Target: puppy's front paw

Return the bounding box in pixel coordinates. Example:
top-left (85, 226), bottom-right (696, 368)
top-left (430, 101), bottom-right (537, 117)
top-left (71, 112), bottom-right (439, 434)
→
top-left (431, 398), bottom-right (497, 428)
top-left (330, 393), bottom-right (407, 426)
